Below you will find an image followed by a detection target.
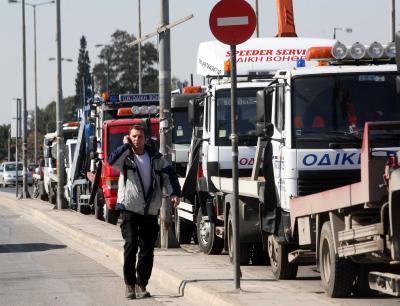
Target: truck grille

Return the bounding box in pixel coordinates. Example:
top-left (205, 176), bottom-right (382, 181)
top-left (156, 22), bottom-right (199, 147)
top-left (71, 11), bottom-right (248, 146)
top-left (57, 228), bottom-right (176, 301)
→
top-left (298, 170), bottom-right (360, 196)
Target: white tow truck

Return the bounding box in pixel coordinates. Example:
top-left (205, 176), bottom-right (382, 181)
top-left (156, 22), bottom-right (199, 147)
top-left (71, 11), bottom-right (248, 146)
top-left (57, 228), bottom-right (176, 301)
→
top-left (40, 122), bottom-right (79, 204)
top-left (176, 37), bottom-right (336, 261)
top-left (210, 39), bottom-right (400, 298)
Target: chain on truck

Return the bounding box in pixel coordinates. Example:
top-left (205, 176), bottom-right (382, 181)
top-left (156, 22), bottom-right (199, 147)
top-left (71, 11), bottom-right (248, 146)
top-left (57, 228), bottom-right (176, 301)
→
top-left (177, 36), bottom-right (400, 297)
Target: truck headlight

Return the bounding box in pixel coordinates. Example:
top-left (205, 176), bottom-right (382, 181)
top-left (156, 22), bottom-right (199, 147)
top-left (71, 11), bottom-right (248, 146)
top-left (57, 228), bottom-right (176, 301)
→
top-left (385, 42), bottom-right (396, 58)
top-left (367, 41), bottom-right (384, 59)
top-left (331, 41), bottom-right (347, 60)
top-left (350, 42), bottom-right (366, 60)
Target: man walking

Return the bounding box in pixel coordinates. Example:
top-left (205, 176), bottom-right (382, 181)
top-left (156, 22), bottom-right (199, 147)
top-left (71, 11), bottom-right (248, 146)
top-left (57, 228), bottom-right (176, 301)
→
top-left (108, 124), bottom-right (181, 299)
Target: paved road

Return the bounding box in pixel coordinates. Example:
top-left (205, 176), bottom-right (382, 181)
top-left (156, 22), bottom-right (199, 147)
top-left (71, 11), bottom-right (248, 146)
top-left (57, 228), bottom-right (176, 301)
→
top-left (2, 188), bottom-right (398, 305)
top-left (0, 203), bottom-right (193, 306)
top-left (0, 184), bottom-right (34, 198)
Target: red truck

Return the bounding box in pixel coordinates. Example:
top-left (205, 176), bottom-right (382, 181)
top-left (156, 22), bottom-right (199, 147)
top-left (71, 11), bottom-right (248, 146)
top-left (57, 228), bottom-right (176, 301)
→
top-left (91, 117), bottom-right (160, 224)
top-left (68, 93), bottom-right (160, 224)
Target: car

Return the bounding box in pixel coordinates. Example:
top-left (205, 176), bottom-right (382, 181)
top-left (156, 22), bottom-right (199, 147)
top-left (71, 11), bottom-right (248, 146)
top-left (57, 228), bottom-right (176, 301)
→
top-left (0, 162), bottom-right (34, 187)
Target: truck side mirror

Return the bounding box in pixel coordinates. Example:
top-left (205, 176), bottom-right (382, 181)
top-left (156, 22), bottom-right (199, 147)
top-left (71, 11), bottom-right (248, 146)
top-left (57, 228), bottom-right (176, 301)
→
top-left (44, 146), bottom-right (51, 158)
top-left (395, 31), bottom-right (400, 94)
top-left (88, 136), bottom-right (97, 153)
top-left (188, 99), bottom-right (196, 125)
top-left (256, 88), bottom-right (274, 138)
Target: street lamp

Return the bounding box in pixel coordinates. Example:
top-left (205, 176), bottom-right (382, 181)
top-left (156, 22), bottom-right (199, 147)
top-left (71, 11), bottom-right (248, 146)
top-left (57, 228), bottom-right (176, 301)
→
top-left (49, 57), bottom-right (73, 62)
top-left (20, 0), bottom-right (55, 166)
top-left (333, 27), bottom-right (352, 40)
top-left (95, 44), bottom-right (111, 93)
top-left (48, 53), bottom-right (72, 209)
top-left (137, 0), bottom-right (142, 93)
top-left (8, 0), bottom-right (30, 198)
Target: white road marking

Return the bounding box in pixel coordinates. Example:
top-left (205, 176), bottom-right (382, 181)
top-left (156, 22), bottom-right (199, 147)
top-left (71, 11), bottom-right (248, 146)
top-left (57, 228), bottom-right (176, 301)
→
top-left (217, 16), bottom-right (248, 27)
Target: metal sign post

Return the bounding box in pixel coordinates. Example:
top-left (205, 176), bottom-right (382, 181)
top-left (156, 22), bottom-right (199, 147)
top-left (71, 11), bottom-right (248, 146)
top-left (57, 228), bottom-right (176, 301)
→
top-left (209, 0), bottom-right (256, 290)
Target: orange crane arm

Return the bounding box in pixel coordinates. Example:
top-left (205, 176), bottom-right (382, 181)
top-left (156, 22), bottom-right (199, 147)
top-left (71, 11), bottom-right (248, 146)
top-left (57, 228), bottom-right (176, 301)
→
top-left (276, 0), bottom-right (297, 37)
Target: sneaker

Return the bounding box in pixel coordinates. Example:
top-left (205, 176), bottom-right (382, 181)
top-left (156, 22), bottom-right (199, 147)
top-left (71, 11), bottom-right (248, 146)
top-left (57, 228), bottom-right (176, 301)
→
top-left (135, 284), bottom-right (151, 298)
top-left (125, 285), bottom-right (136, 299)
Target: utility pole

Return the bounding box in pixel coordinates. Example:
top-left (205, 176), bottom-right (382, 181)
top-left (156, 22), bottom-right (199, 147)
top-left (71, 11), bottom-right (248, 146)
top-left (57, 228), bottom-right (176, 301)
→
top-left (8, 126), bottom-right (11, 161)
top-left (21, 0), bottom-right (29, 198)
top-left (392, 0), bottom-right (396, 42)
top-left (14, 98), bottom-right (21, 198)
top-left (138, 0), bottom-right (142, 93)
top-left (255, 0), bottom-right (259, 37)
top-left (159, 0), bottom-right (179, 248)
top-left (56, 0), bottom-right (65, 209)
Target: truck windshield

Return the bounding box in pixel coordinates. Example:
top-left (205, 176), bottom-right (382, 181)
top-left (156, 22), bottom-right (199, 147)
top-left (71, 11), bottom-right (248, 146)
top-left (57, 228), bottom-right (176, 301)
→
top-left (172, 109), bottom-right (192, 144)
top-left (292, 72), bottom-right (400, 149)
top-left (215, 88), bottom-right (260, 146)
top-left (107, 133), bottom-right (126, 156)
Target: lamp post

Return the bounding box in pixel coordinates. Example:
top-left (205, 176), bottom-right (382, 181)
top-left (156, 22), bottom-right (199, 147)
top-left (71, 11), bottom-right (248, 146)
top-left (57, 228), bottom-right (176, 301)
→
top-left (49, 57), bottom-right (73, 62)
top-left (55, 0), bottom-right (64, 210)
top-left (13, 0), bottom-right (54, 166)
top-left (392, 0), bottom-right (396, 42)
top-left (12, 98), bottom-right (22, 198)
top-left (138, 0), bottom-right (142, 93)
top-left (333, 27), bottom-right (352, 40)
top-left (94, 44), bottom-right (111, 93)
top-left (8, 0), bottom-right (30, 198)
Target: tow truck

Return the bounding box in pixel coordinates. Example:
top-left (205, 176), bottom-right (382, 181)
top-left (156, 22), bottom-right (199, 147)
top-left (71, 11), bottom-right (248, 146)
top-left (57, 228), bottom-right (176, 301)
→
top-left (67, 93), bottom-right (160, 224)
top-left (38, 122), bottom-right (79, 204)
top-left (176, 36), bottom-right (337, 255)
top-left (220, 39), bottom-right (400, 298)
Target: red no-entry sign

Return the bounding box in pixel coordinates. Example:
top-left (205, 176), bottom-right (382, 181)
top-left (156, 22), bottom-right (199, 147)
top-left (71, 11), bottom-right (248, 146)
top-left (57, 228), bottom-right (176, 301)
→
top-left (209, 0), bottom-right (256, 45)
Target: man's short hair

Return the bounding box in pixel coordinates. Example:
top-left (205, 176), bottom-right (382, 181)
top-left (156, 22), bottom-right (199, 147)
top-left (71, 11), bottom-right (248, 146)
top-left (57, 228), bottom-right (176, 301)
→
top-left (129, 124), bottom-right (145, 134)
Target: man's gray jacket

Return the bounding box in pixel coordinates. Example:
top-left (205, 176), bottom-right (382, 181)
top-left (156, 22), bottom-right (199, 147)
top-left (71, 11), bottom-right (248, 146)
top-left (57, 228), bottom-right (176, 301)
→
top-left (108, 143), bottom-right (181, 216)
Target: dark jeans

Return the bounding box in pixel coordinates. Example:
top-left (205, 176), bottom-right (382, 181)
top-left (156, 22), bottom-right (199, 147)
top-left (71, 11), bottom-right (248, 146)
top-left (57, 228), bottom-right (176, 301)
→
top-left (120, 210), bottom-right (159, 287)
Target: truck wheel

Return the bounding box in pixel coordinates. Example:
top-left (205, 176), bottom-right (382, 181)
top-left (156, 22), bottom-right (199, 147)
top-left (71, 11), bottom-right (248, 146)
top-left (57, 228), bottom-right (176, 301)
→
top-left (268, 235), bottom-right (298, 279)
top-left (39, 181), bottom-right (48, 201)
top-left (251, 243), bottom-right (270, 266)
top-left (319, 221), bottom-right (356, 297)
top-left (105, 205), bottom-right (119, 225)
top-left (94, 189), bottom-right (105, 221)
top-left (175, 209), bottom-right (193, 244)
top-left (227, 210), bottom-right (251, 265)
top-left (49, 185), bottom-right (57, 204)
top-left (196, 209), bottom-right (223, 255)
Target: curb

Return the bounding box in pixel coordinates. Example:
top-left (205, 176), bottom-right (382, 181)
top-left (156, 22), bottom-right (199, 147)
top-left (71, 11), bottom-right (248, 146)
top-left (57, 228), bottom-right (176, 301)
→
top-left (0, 193), bottom-right (239, 306)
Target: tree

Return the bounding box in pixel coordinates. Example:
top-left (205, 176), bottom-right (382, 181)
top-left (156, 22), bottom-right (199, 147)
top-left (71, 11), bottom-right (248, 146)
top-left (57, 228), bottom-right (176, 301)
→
top-left (75, 36), bottom-right (92, 109)
top-left (93, 30), bottom-right (158, 95)
top-left (0, 124), bottom-right (11, 161)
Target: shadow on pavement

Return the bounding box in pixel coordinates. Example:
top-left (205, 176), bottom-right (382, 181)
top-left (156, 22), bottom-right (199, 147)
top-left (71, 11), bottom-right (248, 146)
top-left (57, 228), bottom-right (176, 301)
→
top-left (0, 243), bottom-right (67, 253)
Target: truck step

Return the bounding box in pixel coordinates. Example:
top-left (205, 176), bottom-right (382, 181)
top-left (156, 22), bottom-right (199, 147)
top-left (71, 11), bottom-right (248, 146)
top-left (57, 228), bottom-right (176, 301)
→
top-left (288, 249), bottom-right (316, 265)
top-left (338, 223), bottom-right (383, 242)
top-left (338, 238), bottom-right (384, 257)
top-left (369, 271), bottom-right (400, 297)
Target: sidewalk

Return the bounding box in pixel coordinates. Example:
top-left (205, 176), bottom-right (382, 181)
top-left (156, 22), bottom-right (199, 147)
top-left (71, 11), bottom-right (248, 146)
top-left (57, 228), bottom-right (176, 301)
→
top-left (0, 192), bottom-right (345, 306)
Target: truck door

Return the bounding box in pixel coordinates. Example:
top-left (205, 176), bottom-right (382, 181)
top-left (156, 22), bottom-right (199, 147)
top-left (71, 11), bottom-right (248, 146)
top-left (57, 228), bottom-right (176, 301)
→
top-left (272, 83), bottom-right (285, 207)
top-left (202, 94), bottom-right (212, 191)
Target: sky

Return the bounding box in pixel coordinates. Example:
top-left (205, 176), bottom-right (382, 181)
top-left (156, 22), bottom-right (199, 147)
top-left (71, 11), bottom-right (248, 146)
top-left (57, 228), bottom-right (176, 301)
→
top-left (0, 0), bottom-right (396, 127)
